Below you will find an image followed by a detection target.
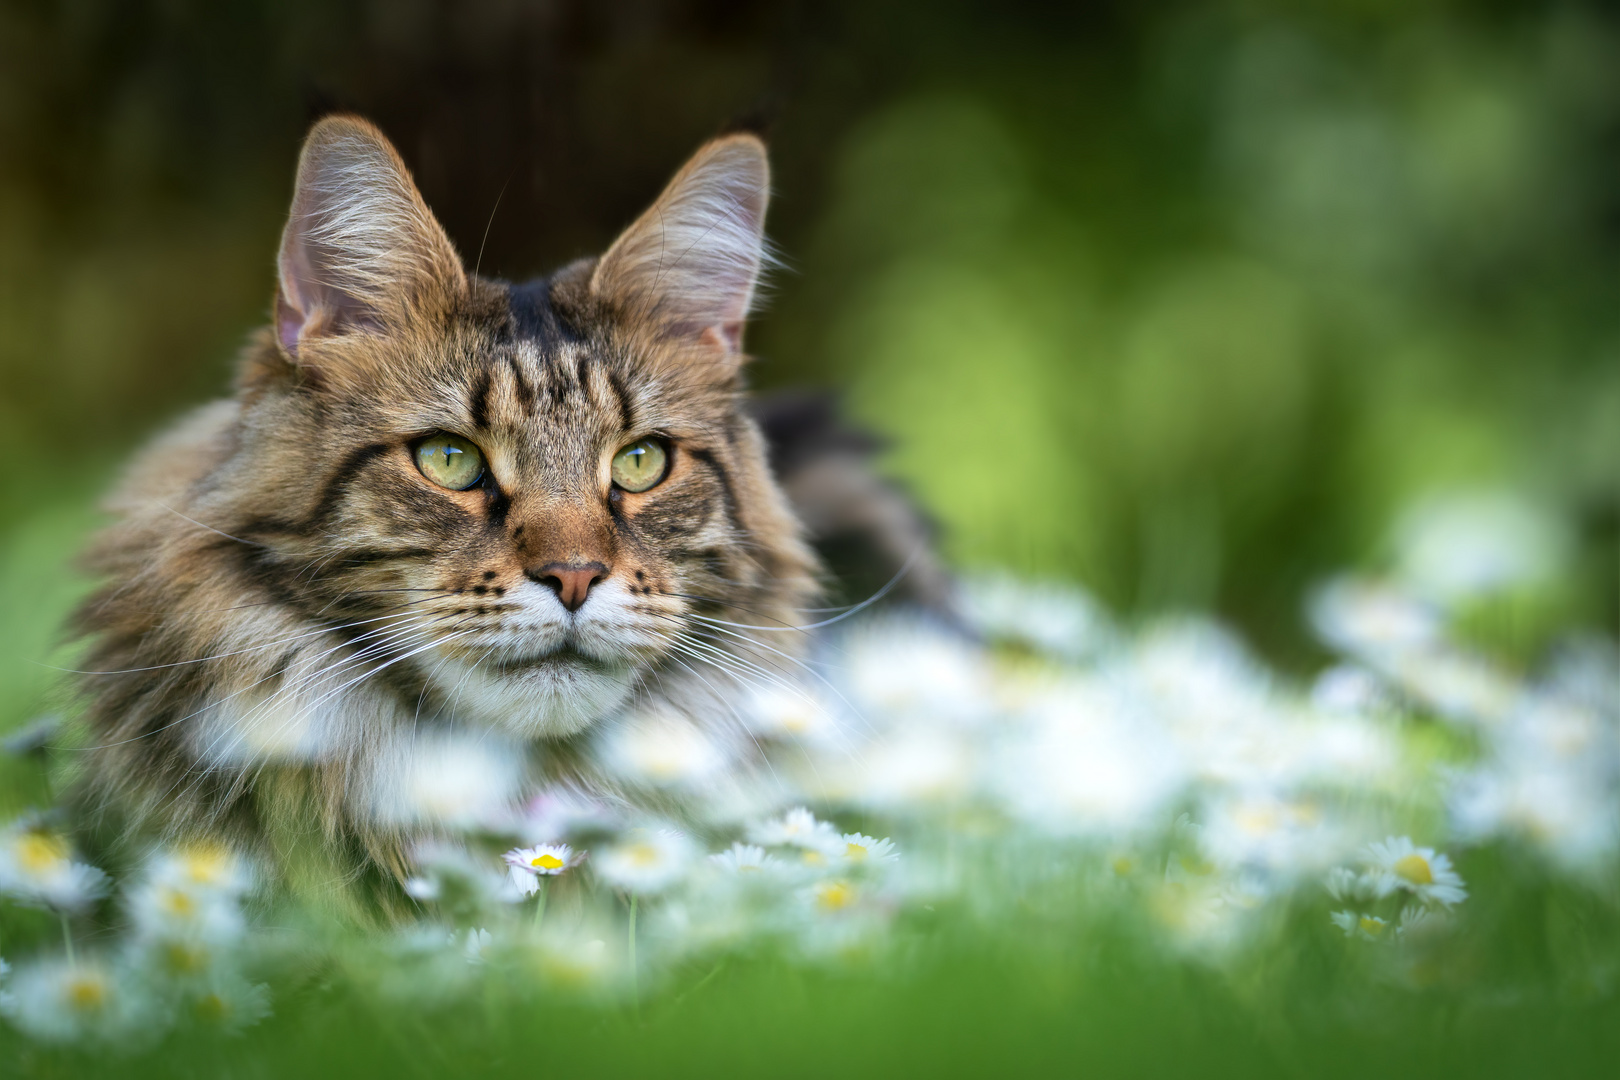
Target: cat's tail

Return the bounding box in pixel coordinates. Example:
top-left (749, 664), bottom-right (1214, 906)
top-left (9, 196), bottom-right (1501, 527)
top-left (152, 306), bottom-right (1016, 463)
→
top-left (750, 391), bottom-right (958, 623)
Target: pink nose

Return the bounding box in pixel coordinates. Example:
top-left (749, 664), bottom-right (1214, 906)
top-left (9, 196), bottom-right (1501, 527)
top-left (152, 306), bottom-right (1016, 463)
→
top-left (529, 562), bottom-right (608, 612)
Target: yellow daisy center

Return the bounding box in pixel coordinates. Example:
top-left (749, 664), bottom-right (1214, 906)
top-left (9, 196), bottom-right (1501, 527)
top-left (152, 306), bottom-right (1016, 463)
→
top-left (845, 843), bottom-right (869, 862)
top-left (164, 942), bottom-right (209, 975)
top-left (802, 850), bottom-right (826, 866)
top-left (195, 993), bottom-right (229, 1023)
top-left (65, 976), bottom-right (107, 1012)
top-left (160, 888), bottom-right (197, 917)
top-left (17, 833), bottom-right (69, 873)
top-left (531, 853), bottom-right (565, 870)
top-left (180, 846), bottom-right (230, 885)
top-left (628, 843), bottom-right (660, 867)
top-left (1358, 916), bottom-right (1386, 938)
top-left (816, 880), bottom-right (856, 912)
top-left (1393, 853), bottom-right (1434, 886)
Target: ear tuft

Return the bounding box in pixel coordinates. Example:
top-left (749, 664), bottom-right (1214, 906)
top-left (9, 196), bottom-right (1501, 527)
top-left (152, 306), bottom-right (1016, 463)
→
top-left (276, 116), bottom-right (466, 357)
top-left (590, 134), bottom-right (772, 357)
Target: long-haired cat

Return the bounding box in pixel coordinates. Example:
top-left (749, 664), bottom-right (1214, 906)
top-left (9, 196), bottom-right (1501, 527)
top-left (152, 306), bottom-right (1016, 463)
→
top-left (69, 116), bottom-right (925, 913)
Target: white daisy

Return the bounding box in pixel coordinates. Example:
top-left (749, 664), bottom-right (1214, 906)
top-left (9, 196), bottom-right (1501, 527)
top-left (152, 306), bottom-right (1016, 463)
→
top-left (960, 571), bottom-right (1110, 662)
top-left (1365, 837), bottom-right (1468, 906)
top-left (595, 828), bottom-right (695, 894)
top-left (748, 808), bottom-right (841, 852)
top-left (502, 844), bottom-right (583, 896)
top-left (809, 878), bottom-right (860, 914)
top-left (597, 709), bottom-right (729, 789)
top-left (186, 975), bottom-right (271, 1033)
top-left (125, 876), bottom-right (245, 946)
top-left (709, 842), bottom-right (779, 874)
top-left (371, 730), bottom-right (526, 830)
top-left (1309, 577), bottom-right (1441, 658)
top-left (516, 790), bottom-right (619, 844)
top-left (529, 929), bottom-right (614, 989)
top-left (0, 823), bottom-right (110, 912)
top-left (1330, 910), bottom-right (1390, 941)
top-left (404, 841), bottom-right (520, 910)
top-left (1324, 866), bottom-right (1379, 905)
top-left (838, 834), bottom-right (899, 867)
top-left (0, 958), bottom-right (144, 1043)
top-left (741, 685), bottom-right (843, 744)
top-left (145, 843), bottom-right (252, 898)
top-left (458, 928), bottom-right (494, 965)
top-left (1393, 491), bottom-right (1566, 606)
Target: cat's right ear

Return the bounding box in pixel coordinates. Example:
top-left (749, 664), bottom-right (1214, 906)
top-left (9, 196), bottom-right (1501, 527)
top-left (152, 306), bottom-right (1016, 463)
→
top-left (274, 116), bottom-right (466, 366)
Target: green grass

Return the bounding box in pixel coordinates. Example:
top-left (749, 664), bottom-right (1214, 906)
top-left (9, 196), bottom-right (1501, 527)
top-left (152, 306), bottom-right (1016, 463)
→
top-left (5, 858), bottom-right (1618, 1079)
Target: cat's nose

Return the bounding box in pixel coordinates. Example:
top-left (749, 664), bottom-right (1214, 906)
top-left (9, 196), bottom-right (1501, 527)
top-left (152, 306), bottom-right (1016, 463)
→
top-left (527, 561), bottom-right (609, 613)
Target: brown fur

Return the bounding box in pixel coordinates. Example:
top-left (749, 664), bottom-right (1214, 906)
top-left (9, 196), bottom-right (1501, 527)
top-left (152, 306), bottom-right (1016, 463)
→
top-left (70, 117), bottom-right (819, 912)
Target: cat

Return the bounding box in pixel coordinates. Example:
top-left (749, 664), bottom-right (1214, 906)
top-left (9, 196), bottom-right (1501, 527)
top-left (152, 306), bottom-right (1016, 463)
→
top-left (67, 115), bottom-right (945, 915)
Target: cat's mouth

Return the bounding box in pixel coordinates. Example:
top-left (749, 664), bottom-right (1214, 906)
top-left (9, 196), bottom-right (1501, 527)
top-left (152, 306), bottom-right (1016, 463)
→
top-left (486, 643), bottom-right (614, 675)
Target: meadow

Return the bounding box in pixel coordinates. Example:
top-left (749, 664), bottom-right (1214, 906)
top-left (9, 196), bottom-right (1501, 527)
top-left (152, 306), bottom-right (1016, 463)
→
top-left (2, 2), bottom-right (1616, 1075)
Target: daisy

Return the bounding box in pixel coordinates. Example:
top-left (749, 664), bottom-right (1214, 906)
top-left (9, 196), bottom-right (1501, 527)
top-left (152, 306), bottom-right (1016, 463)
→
top-left (531, 930), bottom-right (613, 989)
top-left (0, 958), bottom-right (142, 1043)
top-left (1330, 910), bottom-right (1389, 941)
top-left (709, 842), bottom-right (778, 874)
top-left (146, 843), bottom-right (251, 898)
top-left (1324, 867), bottom-right (1379, 905)
top-left (1365, 837), bottom-right (1468, 906)
top-left (125, 876), bottom-right (245, 946)
top-left (0, 822), bottom-right (110, 912)
top-left (595, 828), bottom-right (695, 895)
top-left (838, 834), bottom-right (899, 867)
top-left (960, 571), bottom-right (1110, 662)
top-left (458, 928), bottom-right (493, 965)
top-left (373, 730), bottom-right (526, 830)
top-left (404, 840), bottom-right (520, 910)
top-left (503, 844), bottom-right (584, 896)
top-left (810, 878), bottom-right (859, 914)
top-left (742, 685), bottom-right (841, 744)
top-left (187, 975), bottom-right (271, 1033)
top-left (1309, 577), bottom-right (1441, 658)
top-left (748, 808), bottom-right (841, 852)
top-left (597, 709), bottom-right (728, 789)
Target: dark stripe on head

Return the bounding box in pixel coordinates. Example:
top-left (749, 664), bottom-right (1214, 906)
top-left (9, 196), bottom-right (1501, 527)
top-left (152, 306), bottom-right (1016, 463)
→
top-left (508, 277), bottom-right (564, 347)
top-left (607, 369), bottom-right (636, 431)
top-left (574, 353), bottom-right (590, 398)
top-left (469, 368), bottom-right (493, 431)
top-left (309, 442), bottom-right (391, 531)
top-left (505, 353), bottom-right (537, 415)
top-left (685, 447), bottom-right (741, 534)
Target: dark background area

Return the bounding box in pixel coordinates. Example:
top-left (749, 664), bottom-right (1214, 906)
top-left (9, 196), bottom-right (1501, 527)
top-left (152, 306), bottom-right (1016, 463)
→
top-left (1, 0), bottom-right (1615, 683)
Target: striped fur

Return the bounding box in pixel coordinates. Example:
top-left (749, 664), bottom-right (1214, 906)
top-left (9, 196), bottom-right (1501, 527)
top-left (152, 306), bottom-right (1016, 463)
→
top-left (71, 117), bottom-right (818, 911)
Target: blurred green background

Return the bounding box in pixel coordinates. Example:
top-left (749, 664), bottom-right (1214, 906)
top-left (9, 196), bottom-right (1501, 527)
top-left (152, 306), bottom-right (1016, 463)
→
top-left (1, 0), bottom-right (1617, 735)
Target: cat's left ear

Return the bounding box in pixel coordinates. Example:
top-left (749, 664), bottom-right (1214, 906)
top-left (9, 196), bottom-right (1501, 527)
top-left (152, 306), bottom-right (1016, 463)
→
top-left (590, 134), bottom-right (771, 363)
top-left (275, 116), bottom-right (467, 363)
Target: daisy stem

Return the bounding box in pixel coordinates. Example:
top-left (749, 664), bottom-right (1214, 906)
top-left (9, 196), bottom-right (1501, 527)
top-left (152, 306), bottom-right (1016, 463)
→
top-left (532, 879), bottom-right (548, 933)
top-left (60, 910), bottom-right (74, 965)
top-left (628, 894), bottom-right (639, 1003)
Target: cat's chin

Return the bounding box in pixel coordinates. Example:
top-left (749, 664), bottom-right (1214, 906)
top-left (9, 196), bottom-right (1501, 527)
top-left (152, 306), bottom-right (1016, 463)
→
top-left (424, 648), bottom-right (636, 740)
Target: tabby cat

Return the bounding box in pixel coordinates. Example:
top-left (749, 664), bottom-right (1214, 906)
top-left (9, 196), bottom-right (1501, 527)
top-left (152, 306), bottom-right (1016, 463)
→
top-left (69, 116), bottom-right (926, 911)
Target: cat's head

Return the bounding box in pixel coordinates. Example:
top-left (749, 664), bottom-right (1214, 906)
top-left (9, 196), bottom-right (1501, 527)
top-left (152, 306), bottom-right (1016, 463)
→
top-left (210, 116), bottom-right (815, 741)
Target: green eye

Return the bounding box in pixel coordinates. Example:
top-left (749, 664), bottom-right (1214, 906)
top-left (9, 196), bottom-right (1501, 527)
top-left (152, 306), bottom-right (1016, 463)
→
top-left (610, 439), bottom-right (669, 493)
top-left (415, 433), bottom-right (485, 491)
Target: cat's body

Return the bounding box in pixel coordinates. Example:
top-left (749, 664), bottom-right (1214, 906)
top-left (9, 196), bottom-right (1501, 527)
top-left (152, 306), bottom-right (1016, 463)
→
top-left (69, 118), bottom-right (934, 910)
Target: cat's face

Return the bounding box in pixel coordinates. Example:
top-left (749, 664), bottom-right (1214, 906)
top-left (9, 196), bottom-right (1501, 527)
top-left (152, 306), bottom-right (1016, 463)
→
top-left (213, 117), bottom-right (813, 741)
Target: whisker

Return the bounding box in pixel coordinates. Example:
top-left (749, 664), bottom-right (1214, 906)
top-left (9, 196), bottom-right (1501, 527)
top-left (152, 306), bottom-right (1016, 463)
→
top-left (52, 603), bottom-right (448, 675)
top-left (676, 545), bottom-right (923, 633)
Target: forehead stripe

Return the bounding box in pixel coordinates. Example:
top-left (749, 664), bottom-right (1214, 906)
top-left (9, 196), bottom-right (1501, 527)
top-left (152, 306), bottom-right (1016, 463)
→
top-left (507, 276), bottom-right (570, 348)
